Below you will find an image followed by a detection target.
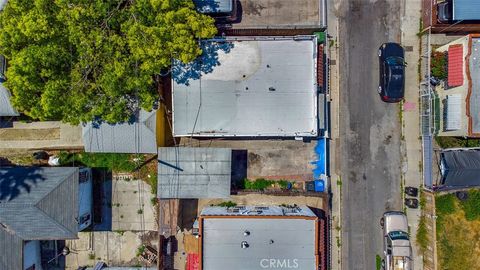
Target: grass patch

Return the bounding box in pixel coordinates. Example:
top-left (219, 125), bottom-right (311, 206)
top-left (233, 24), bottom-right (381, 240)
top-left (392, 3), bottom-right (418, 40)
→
top-left (436, 191), bottom-right (480, 269)
top-left (376, 255), bottom-right (382, 270)
top-left (136, 245), bottom-right (146, 257)
top-left (416, 215), bottom-right (429, 253)
top-left (58, 152), bottom-right (138, 172)
top-left (459, 190), bottom-right (480, 221)
top-left (435, 193), bottom-right (457, 235)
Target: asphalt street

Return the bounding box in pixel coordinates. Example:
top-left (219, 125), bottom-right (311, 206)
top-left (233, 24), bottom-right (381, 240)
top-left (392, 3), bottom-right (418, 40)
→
top-left (337, 0), bottom-right (403, 269)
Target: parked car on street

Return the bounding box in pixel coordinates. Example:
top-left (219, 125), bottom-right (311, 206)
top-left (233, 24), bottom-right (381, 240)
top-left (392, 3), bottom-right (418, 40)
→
top-left (378, 43), bottom-right (405, 103)
top-left (380, 211), bottom-right (413, 270)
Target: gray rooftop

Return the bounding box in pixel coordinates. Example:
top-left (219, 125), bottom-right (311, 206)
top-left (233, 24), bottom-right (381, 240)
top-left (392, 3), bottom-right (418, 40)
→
top-left (0, 167), bottom-right (79, 270)
top-left (440, 149), bottom-right (480, 187)
top-left (201, 206), bottom-right (317, 270)
top-left (157, 147), bottom-right (231, 199)
top-left (232, 0), bottom-right (325, 29)
top-left (83, 109), bottom-right (157, 153)
top-left (469, 38), bottom-right (480, 133)
top-left (453, 0), bottom-right (480, 20)
top-left (172, 36), bottom-right (318, 137)
top-left (0, 84), bottom-right (19, 116)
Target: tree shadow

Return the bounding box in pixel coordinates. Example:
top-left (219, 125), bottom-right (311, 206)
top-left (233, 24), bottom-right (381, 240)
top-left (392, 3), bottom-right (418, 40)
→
top-left (172, 39), bottom-right (234, 86)
top-left (0, 167), bottom-right (47, 202)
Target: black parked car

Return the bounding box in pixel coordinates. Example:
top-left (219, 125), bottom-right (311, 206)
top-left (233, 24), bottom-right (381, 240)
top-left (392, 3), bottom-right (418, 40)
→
top-left (378, 43), bottom-right (405, 103)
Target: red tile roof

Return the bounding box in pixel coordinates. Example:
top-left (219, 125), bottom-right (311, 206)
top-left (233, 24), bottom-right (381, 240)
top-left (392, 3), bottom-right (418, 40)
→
top-left (448, 44), bottom-right (464, 87)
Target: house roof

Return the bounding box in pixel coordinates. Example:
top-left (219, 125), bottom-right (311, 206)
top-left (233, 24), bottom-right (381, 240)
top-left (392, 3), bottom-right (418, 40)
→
top-left (200, 206), bottom-right (317, 270)
top-left (440, 149), bottom-right (480, 187)
top-left (453, 0), bottom-right (480, 20)
top-left (448, 44), bottom-right (463, 87)
top-left (82, 109), bottom-right (157, 153)
top-left (157, 147), bottom-right (231, 199)
top-left (0, 167), bottom-right (79, 270)
top-left (172, 36), bottom-right (318, 137)
top-left (0, 84), bottom-right (19, 116)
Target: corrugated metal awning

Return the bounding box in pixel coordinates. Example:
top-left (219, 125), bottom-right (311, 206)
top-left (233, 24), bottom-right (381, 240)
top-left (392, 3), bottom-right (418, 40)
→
top-left (448, 44), bottom-right (464, 87)
top-left (445, 94), bottom-right (462, 131)
top-left (453, 0), bottom-right (480, 20)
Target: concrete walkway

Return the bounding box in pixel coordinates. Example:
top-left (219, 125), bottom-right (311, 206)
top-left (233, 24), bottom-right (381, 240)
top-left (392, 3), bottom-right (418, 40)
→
top-left (400, 0), bottom-right (424, 269)
top-left (0, 121), bottom-right (83, 150)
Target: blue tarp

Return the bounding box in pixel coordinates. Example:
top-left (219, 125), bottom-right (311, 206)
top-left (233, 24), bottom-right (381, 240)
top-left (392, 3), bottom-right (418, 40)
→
top-left (314, 180), bottom-right (325, 192)
top-left (312, 138), bottom-right (327, 179)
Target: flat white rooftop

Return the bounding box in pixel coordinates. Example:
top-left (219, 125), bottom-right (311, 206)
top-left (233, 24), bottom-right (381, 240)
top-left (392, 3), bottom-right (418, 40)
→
top-left (172, 36), bottom-right (318, 137)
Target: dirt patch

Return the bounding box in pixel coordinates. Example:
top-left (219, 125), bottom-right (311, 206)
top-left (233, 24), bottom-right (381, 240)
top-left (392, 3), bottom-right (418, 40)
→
top-left (0, 128), bottom-right (60, 140)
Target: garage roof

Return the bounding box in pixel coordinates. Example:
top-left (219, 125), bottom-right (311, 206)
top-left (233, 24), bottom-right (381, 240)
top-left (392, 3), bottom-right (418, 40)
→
top-left (172, 36), bottom-right (318, 137)
top-left (82, 110), bottom-right (157, 154)
top-left (441, 149), bottom-right (480, 188)
top-left (157, 147), bottom-right (231, 199)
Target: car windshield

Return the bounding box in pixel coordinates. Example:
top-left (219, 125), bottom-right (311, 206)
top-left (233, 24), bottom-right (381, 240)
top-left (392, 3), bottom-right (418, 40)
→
top-left (388, 231), bottom-right (409, 241)
top-left (386, 56), bottom-right (404, 66)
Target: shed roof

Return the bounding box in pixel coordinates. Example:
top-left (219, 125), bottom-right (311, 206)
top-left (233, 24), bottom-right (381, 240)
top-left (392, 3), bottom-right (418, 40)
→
top-left (440, 149), bottom-right (480, 187)
top-left (0, 167), bottom-right (79, 270)
top-left (157, 147), bottom-right (231, 199)
top-left (453, 0), bottom-right (480, 20)
top-left (448, 44), bottom-right (463, 87)
top-left (172, 36), bottom-right (318, 137)
top-left (83, 110), bottom-right (157, 153)
top-left (0, 84), bottom-right (19, 116)
top-left (200, 206), bottom-right (317, 270)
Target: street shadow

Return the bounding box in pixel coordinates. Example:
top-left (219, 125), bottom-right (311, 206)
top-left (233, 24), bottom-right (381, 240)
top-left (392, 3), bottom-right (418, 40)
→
top-left (231, 150), bottom-right (247, 192)
top-left (0, 167), bottom-right (47, 202)
top-left (92, 168), bottom-right (112, 231)
top-left (179, 199), bottom-right (198, 230)
top-left (172, 39), bottom-right (234, 86)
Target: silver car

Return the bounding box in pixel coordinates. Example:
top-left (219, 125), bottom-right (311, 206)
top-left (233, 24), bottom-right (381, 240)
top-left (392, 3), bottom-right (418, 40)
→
top-left (380, 211), bottom-right (413, 270)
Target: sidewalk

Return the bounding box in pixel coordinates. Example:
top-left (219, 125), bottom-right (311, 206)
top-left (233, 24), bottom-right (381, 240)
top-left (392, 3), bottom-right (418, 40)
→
top-left (400, 0), bottom-right (424, 269)
top-left (327, 0), bottom-right (342, 269)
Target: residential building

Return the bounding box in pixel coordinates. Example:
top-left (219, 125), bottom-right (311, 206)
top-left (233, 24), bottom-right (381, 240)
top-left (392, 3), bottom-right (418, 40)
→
top-left (438, 148), bottom-right (480, 189)
top-left (435, 34), bottom-right (480, 137)
top-left (0, 167), bottom-right (92, 270)
top-left (172, 36), bottom-right (323, 138)
top-left (157, 147), bottom-right (232, 199)
top-left (195, 205), bottom-right (327, 270)
top-left (422, 0), bottom-right (480, 34)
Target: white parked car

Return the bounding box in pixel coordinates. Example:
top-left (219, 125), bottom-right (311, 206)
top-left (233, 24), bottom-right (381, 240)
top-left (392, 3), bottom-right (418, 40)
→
top-left (380, 211), bottom-right (413, 270)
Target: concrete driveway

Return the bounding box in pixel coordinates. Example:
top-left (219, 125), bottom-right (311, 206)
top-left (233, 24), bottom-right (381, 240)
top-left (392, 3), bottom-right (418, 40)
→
top-left (337, 0), bottom-right (403, 269)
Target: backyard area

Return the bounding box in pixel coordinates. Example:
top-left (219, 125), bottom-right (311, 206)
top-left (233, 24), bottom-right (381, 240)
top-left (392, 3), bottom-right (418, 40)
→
top-left (435, 190), bottom-right (480, 269)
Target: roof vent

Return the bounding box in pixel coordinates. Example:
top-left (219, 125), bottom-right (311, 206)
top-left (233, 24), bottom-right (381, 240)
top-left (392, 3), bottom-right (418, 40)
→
top-left (269, 87), bottom-right (276, 91)
top-left (244, 230), bottom-right (250, 236)
top-left (241, 241), bottom-right (249, 249)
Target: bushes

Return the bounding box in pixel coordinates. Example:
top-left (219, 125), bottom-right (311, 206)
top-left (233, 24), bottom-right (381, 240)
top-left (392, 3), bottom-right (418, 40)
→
top-left (242, 178), bottom-right (291, 191)
top-left (416, 215), bottom-right (429, 253)
top-left (431, 51), bottom-right (447, 79)
top-left (435, 136), bottom-right (480, 149)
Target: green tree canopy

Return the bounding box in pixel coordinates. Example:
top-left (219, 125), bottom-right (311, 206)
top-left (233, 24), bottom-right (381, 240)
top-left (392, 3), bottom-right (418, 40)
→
top-left (0, 0), bottom-right (217, 124)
